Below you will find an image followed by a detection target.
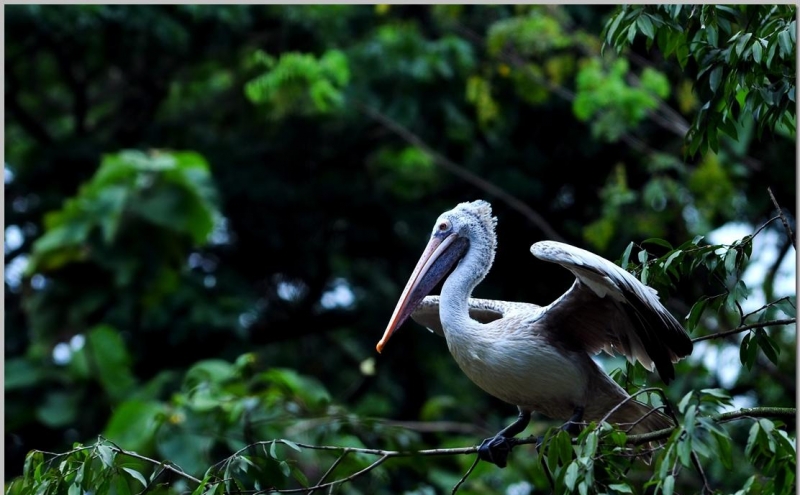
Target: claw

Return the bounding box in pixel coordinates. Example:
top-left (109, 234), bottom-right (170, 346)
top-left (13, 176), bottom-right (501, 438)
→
top-left (478, 436), bottom-right (514, 468)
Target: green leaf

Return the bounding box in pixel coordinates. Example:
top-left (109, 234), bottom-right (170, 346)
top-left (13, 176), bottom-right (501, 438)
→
top-left (637, 14), bottom-right (654, 39)
top-left (752, 40), bottom-right (763, 63)
top-left (282, 439), bottom-right (301, 452)
top-left (709, 66), bottom-right (723, 93)
top-left (735, 32), bottom-right (752, 56)
top-left (36, 391), bottom-right (80, 428)
top-left (677, 391), bottom-right (693, 414)
top-left (662, 475), bottom-right (675, 495)
top-left (778, 30), bottom-right (792, 58)
top-left (122, 467), bottom-right (148, 488)
top-left (97, 445), bottom-right (116, 468)
top-left (757, 331), bottom-right (780, 365)
top-left (605, 12), bottom-right (625, 45)
top-left (620, 242), bottom-right (634, 270)
top-left (564, 462), bottom-right (579, 491)
top-left (115, 476), bottom-right (131, 495)
top-left (775, 297), bottom-right (796, 317)
top-left (662, 250), bottom-right (683, 272)
top-left (609, 482), bottom-right (633, 493)
top-left (291, 465), bottom-right (309, 487)
top-left (269, 441), bottom-right (278, 459)
top-left (724, 247), bottom-right (738, 274)
top-left (278, 460), bottom-right (291, 477)
top-left (687, 297), bottom-right (709, 331)
top-left (609, 429), bottom-right (627, 448)
top-left (706, 24), bottom-right (718, 46)
top-left (104, 400), bottom-right (164, 452)
top-left (81, 325), bottom-right (138, 402)
top-left (642, 238), bottom-right (673, 249)
top-left (745, 422), bottom-right (760, 459)
top-left (712, 430), bottom-right (733, 469)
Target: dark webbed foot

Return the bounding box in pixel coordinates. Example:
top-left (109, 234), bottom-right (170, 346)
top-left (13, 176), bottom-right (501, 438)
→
top-left (478, 435), bottom-right (515, 468)
top-left (478, 408), bottom-right (532, 468)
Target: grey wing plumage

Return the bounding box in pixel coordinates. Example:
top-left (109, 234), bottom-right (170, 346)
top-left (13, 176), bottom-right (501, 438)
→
top-left (411, 296), bottom-right (539, 337)
top-left (531, 240), bottom-right (693, 383)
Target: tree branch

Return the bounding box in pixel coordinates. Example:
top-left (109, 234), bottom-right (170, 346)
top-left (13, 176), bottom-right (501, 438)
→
top-left (5, 69), bottom-right (54, 145)
top-left (355, 101), bottom-right (566, 242)
top-left (691, 318), bottom-right (796, 343)
top-left (103, 439), bottom-right (202, 485)
top-left (32, 406), bottom-right (796, 494)
top-left (768, 186), bottom-right (796, 251)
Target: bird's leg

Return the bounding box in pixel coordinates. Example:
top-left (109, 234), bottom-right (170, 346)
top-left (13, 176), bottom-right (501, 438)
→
top-left (478, 409), bottom-right (531, 468)
top-left (561, 406), bottom-right (584, 435)
top-left (526, 406), bottom-right (586, 448)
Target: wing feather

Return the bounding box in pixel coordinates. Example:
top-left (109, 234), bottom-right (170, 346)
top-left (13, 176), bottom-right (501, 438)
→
top-left (411, 296), bottom-right (540, 337)
top-left (530, 241), bottom-right (693, 383)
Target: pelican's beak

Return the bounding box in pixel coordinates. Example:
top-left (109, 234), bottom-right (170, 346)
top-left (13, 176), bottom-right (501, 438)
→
top-left (376, 233), bottom-right (468, 353)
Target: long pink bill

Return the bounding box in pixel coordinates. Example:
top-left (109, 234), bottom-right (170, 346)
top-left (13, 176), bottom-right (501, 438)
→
top-left (376, 233), bottom-right (468, 353)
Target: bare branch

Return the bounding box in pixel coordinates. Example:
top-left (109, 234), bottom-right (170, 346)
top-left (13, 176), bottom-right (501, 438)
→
top-left (378, 419), bottom-right (489, 436)
top-left (451, 456), bottom-right (480, 494)
top-left (742, 296), bottom-right (794, 322)
top-left (691, 449), bottom-right (713, 494)
top-left (306, 450), bottom-right (350, 495)
top-left (355, 101), bottom-right (566, 242)
top-left (692, 318), bottom-right (796, 343)
top-left (768, 187), bottom-right (796, 251)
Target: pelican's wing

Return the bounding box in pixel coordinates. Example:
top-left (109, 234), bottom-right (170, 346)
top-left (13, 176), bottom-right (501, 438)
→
top-left (530, 241), bottom-right (693, 383)
top-left (411, 295), bottom-right (540, 338)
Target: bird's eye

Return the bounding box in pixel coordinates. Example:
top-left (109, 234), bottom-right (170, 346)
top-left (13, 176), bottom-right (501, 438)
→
top-left (438, 220), bottom-right (451, 232)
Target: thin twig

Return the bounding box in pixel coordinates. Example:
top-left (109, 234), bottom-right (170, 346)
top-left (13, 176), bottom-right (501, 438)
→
top-left (598, 388), bottom-right (678, 428)
top-left (768, 187), bottom-right (796, 250)
top-left (306, 450), bottom-right (350, 495)
top-left (751, 214), bottom-right (781, 239)
top-left (354, 101), bottom-right (566, 242)
top-left (625, 406), bottom-right (797, 445)
top-left (691, 318), bottom-right (796, 343)
top-left (690, 450), bottom-right (713, 494)
top-left (742, 296), bottom-right (794, 321)
top-left (451, 456), bottom-right (480, 494)
top-left (102, 440), bottom-right (203, 485)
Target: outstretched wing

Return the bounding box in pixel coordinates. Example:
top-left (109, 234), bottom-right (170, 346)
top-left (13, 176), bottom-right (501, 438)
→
top-left (411, 295), bottom-right (540, 338)
top-left (530, 241), bottom-right (693, 383)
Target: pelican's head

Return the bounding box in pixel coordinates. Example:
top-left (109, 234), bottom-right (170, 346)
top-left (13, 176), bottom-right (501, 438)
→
top-left (376, 200), bottom-right (497, 353)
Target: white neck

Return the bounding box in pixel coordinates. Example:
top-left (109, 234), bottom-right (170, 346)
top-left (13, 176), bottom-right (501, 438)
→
top-left (439, 235), bottom-right (493, 337)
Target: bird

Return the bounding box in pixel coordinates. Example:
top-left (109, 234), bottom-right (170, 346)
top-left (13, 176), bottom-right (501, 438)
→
top-left (376, 200), bottom-right (693, 467)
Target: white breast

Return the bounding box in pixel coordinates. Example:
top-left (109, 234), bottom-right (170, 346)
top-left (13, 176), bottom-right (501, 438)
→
top-left (443, 320), bottom-right (588, 419)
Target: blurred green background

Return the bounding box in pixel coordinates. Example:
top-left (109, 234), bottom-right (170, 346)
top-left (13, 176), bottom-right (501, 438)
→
top-left (5, 5), bottom-right (796, 494)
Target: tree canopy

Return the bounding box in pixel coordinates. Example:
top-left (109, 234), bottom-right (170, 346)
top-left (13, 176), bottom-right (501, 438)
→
top-left (5, 5), bottom-right (796, 495)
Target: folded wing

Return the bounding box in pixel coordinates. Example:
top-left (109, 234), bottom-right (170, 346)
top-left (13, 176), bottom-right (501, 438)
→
top-left (411, 296), bottom-right (540, 338)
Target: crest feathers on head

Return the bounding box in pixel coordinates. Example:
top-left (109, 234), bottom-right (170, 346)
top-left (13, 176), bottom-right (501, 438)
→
top-left (455, 199), bottom-right (497, 236)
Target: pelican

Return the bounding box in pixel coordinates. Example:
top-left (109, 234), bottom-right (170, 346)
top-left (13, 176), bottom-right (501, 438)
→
top-left (376, 200), bottom-right (693, 467)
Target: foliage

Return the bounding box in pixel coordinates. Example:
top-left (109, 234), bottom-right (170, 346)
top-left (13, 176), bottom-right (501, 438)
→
top-left (245, 50), bottom-right (351, 118)
top-left (604, 5), bottom-right (797, 155)
top-left (573, 58), bottom-right (670, 142)
top-left (5, 4), bottom-right (796, 495)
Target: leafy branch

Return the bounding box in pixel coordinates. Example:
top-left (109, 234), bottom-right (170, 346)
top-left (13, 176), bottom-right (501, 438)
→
top-left (17, 403), bottom-right (795, 495)
top-left (692, 318), bottom-right (796, 343)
